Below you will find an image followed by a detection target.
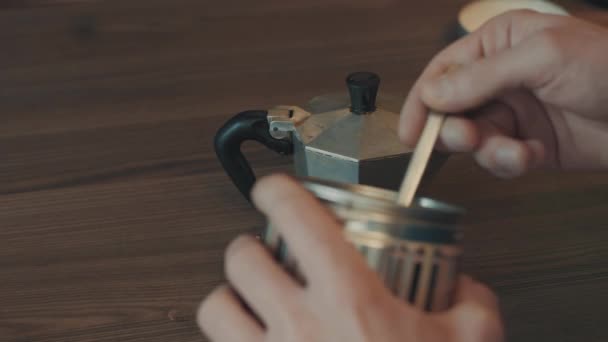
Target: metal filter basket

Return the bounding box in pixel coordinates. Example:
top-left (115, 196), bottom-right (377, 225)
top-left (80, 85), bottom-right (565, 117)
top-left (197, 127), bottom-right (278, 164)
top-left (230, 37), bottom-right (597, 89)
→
top-left (261, 177), bottom-right (465, 312)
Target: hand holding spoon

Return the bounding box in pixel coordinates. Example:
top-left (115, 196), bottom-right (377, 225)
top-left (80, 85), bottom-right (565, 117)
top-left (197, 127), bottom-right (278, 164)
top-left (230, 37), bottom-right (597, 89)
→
top-left (397, 65), bottom-right (459, 207)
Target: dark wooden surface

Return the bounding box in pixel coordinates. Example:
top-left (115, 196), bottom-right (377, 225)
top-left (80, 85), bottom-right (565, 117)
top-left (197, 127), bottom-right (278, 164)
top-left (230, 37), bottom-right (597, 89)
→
top-left (2, 1), bottom-right (608, 341)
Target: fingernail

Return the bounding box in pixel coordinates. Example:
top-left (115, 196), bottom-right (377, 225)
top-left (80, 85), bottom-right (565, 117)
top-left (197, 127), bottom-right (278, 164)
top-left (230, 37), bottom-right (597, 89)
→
top-left (442, 126), bottom-right (467, 151)
top-left (495, 146), bottom-right (521, 175)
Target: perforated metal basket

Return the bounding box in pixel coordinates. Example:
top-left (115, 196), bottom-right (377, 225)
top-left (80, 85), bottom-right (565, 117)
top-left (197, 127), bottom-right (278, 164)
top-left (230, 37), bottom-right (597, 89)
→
top-left (262, 177), bottom-right (465, 312)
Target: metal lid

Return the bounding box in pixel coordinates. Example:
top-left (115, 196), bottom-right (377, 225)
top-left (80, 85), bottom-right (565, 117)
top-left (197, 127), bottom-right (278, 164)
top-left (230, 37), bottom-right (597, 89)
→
top-left (300, 177), bottom-right (465, 225)
top-left (293, 73), bottom-right (412, 161)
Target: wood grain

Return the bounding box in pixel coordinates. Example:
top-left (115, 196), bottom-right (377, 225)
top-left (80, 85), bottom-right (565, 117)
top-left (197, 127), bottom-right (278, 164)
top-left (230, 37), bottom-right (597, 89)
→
top-left (1, 0), bottom-right (608, 341)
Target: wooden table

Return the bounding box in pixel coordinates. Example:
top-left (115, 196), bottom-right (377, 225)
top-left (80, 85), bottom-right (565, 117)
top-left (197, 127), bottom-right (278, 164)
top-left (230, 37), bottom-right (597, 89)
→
top-left (2, 1), bottom-right (607, 341)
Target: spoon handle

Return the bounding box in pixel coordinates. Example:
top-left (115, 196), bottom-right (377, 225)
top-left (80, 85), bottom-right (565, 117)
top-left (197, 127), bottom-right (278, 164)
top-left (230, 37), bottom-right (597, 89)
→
top-left (397, 111), bottom-right (446, 206)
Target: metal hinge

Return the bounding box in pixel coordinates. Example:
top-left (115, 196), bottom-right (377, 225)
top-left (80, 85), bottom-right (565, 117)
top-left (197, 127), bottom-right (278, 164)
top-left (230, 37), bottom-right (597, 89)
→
top-left (267, 105), bottom-right (311, 140)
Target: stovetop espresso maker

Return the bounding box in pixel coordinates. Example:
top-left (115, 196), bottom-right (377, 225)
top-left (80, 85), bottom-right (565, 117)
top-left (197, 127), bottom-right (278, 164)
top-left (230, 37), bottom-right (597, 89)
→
top-left (214, 72), bottom-right (447, 201)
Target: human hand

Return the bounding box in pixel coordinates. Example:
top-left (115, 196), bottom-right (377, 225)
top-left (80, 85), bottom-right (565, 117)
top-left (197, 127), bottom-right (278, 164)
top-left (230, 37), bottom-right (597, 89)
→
top-left (400, 10), bottom-right (608, 178)
top-left (197, 174), bottom-right (504, 342)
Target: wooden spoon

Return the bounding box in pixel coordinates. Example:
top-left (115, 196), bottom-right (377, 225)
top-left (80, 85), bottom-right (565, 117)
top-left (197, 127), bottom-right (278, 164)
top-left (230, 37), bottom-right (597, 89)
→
top-left (397, 65), bottom-right (459, 207)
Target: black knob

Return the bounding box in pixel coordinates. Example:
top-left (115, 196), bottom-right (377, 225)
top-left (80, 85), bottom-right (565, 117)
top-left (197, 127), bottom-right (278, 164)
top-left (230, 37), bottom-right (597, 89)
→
top-left (346, 72), bottom-right (380, 114)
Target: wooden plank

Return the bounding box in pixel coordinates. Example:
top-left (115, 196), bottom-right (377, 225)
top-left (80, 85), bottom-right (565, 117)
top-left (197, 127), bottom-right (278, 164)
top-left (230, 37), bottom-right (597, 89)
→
top-left (2, 1), bottom-right (608, 341)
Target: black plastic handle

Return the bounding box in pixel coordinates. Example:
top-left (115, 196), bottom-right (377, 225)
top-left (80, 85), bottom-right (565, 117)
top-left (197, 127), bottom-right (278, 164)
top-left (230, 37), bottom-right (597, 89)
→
top-left (214, 110), bottom-right (294, 202)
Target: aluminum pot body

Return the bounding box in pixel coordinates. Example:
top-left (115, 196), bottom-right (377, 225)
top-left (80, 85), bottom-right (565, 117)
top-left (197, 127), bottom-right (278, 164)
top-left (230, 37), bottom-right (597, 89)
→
top-left (261, 177), bottom-right (465, 312)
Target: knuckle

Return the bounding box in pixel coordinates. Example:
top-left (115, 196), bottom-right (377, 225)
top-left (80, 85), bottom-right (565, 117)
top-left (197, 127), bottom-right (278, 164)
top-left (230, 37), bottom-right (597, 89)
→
top-left (333, 282), bottom-right (385, 318)
top-left (281, 296), bottom-right (310, 326)
top-left (266, 294), bottom-right (316, 341)
top-left (498, 8), bottom-right (562, 27)
top-left (535, 28), bottom-right (566, 57)
top-left (339, 292), bottom-right (387, 340)
top-left (455, 67), bottom-right (476, 96)
top-left (481, 9), bottom-right (537, 32)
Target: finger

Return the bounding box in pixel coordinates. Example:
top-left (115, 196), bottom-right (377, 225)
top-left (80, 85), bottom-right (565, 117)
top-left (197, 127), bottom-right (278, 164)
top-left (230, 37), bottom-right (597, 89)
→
top-left (465, 101), bottom-right (543, 177)
top-left (525, 139), bottom-right (546, 169)
top-left (400, 67), bottom-right (463, 148)
top-left (436, 115), bottom-right (479, 152)
top-left (400, 85), bottom-right (429, 147)
top-left (474, 134), bottom-right (525, 178)
top-left (420, 34), bottom-right (558, 114)
top-left (225, 234), bottom-right (300, 322)
top-left (476, 136), bottom-right (543, 178)
top-left (452, 275), bottom-right (499, 311)
top-left (251, 174), bottom-right (366, 286)
top-left (399, 9), bottom-right (566, 146)
top-left (197, 285), bottom-right (264, 342)
top-left (447, 275), bottom-right (504, 342)
top-left (431, 9), bottom-right (567, 69)
top-left (435, 100), bottom-right (511, 153)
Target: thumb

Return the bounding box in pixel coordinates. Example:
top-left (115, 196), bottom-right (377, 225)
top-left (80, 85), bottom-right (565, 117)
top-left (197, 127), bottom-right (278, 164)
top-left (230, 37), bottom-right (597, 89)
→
top-left (251, 174), bottom-right (370, 287)
top-left (451, 275), bottom-right (499, 311)
top-left (420, 31), bottom-right (559, 113)
top-left (446, 275), bottom-right (504, 342)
